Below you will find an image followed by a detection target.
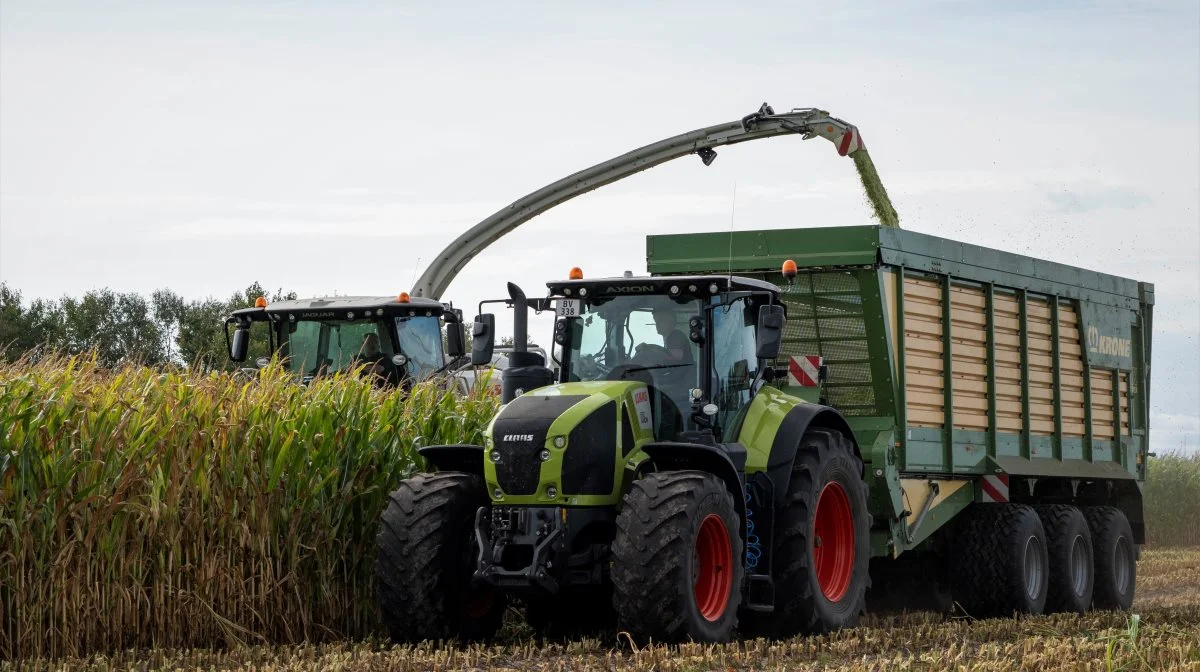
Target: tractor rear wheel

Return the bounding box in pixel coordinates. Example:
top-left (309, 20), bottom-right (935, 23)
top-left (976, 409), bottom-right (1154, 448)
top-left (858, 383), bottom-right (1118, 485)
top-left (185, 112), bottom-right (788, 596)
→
top-left (375, 472), bottom-right (505, 643)
top-left (611, 470), bottom-right (743, 643)
top-left (952, 503), bottom-right (1049, 617)
top-left (741, 427), bottom-right (871, 637)
top-left (1035, 504), bottom-right (1094, 614)
top-left (1085, 506), bottom-right (1136, 611)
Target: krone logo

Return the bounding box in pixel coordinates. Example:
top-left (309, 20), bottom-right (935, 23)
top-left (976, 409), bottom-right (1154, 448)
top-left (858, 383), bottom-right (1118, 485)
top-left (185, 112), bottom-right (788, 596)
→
top-left (1087, 325), bottom-right (1132, 359)
top-left (503, 434), bottom-right (535, 442)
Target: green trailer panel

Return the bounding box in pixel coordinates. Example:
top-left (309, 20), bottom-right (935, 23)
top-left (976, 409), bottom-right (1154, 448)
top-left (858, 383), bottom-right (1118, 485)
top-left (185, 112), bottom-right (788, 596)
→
top-left (648, 225), bottom-right (1152, 548)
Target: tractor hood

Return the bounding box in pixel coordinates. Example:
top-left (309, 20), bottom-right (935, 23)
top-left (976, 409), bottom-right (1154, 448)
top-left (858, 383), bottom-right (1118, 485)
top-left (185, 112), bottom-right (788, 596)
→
top-left (484, 381), bottom-right (656, 505)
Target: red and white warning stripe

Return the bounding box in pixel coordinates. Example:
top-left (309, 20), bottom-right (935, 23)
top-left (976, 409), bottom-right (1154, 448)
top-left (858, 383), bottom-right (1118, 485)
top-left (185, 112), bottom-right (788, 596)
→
top-left (787, 355), bottom-right (822, 387)
top-left (837, 127), bottom-right (864, 156)
top-left (981, 473), bottom-right (1010, 503)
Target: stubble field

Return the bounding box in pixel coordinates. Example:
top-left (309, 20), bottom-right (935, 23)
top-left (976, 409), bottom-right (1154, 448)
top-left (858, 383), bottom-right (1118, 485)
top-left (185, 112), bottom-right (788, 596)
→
top-left (8, 549), bottom-right (1199, 671)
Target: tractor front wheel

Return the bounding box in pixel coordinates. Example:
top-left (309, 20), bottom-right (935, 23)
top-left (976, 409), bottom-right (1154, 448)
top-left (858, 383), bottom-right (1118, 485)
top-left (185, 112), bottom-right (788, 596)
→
top-left (742, 428), bottom-right (871, 637)
top-left (611, 470), bottom-right (744, 643)
top-left (375, 472), bottom-right (505, 643)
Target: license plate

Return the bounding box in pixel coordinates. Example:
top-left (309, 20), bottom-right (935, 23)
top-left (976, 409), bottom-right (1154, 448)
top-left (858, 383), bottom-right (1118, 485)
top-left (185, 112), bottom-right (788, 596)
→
top-left (556, 298), bottom-right (582, 318)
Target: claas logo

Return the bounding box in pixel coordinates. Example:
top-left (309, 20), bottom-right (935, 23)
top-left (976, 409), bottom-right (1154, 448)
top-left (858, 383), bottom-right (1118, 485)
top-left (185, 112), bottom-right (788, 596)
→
top-left (633, 389), bottom-right (649, 404)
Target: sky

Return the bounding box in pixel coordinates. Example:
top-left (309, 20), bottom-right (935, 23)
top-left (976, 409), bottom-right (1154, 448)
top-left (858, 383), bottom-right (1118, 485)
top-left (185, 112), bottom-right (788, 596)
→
top-left (1, 1), bottom-right (1198, 452)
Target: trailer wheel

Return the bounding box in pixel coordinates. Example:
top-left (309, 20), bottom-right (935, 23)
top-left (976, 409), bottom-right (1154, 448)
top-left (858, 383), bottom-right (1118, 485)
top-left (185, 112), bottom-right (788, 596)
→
top-left (1034, 505), bottom-right (1094, 614)
top-left (953, 503), bottom-right (1049, 617)
top-left (611, 470), bottom-right (743, 643)
top-left (742, 427), bottom-right (870, 637)
top-left (375, 472), bottom-right (505, 643)
top-left (1085, 506), bottom-right (1136, 611)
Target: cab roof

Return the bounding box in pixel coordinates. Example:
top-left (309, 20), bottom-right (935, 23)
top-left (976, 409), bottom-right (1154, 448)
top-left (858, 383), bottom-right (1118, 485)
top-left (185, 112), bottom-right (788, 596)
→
top-left (228, 295), bottom-right (449, 322)
top-left (546, 274), bottom-right (779, 298)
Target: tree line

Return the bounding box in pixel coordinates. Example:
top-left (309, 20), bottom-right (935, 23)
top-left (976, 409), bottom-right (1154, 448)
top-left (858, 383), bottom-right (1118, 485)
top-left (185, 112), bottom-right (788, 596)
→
top-left (0, 281), bottom-right (296, 370)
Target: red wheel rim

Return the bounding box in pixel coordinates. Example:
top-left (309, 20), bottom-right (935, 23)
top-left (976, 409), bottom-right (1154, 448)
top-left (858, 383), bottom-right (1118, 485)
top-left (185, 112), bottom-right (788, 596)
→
top-left (813, 481), bottom-right (855, 602)
top-left (694, 513), bottom-right (733, 621)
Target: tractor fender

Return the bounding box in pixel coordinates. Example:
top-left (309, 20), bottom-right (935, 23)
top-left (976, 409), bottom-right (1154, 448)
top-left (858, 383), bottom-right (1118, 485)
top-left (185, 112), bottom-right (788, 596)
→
top-left (639, 441), bottom-right (748, 534)
top-left (766, 405), bottom-right (863, 509)
top-left (417, 444), bottom-right (485, 477)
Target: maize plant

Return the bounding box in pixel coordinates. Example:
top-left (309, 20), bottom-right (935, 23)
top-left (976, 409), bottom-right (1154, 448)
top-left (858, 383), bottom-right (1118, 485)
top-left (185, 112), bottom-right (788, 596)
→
top-left (0, 353), bottom-right (499, 660)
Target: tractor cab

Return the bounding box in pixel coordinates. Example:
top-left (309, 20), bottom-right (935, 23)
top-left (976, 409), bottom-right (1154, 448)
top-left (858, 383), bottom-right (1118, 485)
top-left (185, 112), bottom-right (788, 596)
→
top-left (224, 293), bottom-right (465, 387)
top-left (469, 271), bottom-right (787, 445)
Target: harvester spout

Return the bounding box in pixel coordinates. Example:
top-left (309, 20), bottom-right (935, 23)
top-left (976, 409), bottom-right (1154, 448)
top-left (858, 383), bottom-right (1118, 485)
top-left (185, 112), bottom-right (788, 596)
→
top-left (410, 102), bottom-right (899, 301)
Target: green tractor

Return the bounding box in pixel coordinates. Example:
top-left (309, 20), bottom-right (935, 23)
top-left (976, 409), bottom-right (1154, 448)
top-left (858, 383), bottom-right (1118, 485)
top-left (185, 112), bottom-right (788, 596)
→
top-left (225, 293), bottom-right (466, 388)
top-left (374, 269), bottom-right (871, 643)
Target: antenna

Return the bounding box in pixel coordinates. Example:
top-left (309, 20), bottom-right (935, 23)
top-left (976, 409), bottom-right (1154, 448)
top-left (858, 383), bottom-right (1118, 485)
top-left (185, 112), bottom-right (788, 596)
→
top-left (726, 180), bottom-right (738, 286)
top-left (411, 257), bottom-right (422, 287)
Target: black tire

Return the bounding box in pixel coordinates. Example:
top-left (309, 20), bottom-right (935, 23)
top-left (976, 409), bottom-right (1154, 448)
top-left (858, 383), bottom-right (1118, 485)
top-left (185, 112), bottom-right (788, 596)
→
top-left (1085, 506), bottom-right (1136, 611)
top-left (1034, 505), bottom-right (1094, 614)
top-left (375, 472), bottom-right (505, 643)
top-left (740, 428), bottom-right (871, 637)
top-left (611, 470), bottom-right (744, 643)
top-left (952, 503), bottom-right (1049, 617)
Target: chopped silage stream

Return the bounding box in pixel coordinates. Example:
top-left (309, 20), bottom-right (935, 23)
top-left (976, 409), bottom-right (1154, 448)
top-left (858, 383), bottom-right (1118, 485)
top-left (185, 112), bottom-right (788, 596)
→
top-left (852, 149), bottom-right (900, 228)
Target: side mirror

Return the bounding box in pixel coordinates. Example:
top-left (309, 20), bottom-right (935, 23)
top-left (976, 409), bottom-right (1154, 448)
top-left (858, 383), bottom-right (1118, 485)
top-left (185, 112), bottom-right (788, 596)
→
top-left (230, 326), bottom-right (250, 362)
top-left (755, 304), bottom-right (785, 361)
top-left (471, 313), bottom-right (496, 366)
top-left (445, 321), bottom-right (465, 359)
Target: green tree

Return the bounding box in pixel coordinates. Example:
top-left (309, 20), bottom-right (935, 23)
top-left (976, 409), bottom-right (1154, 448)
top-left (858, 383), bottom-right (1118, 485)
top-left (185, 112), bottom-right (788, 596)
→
top-left (0, 281), bottom-right (297, 370)
top-left (151, 289), bottom-right (186, 364)
top-left (0, 283), bottom-right (66, 362)
top-left (58, 289), bottom-right (166, 366)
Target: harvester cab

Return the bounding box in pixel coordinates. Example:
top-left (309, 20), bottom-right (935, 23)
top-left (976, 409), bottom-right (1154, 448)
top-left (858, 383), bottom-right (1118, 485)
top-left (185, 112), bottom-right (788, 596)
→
top-left (223, 294), bottom-right (465, 388)
top-left (375, 266), bottom-right (873, 644)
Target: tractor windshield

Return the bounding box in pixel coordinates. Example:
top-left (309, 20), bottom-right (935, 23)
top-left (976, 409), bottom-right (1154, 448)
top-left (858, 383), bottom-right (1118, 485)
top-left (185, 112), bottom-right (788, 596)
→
top-left (282, 315), bottom-right (446, 384)
top-left (395, 315), bottom-right (444, 381)
top-left (565, 294), bottom-right (701, 384)
top-left (285, 319), bottom-right (395, 378)
top-left (563, 291), bottom-right (764, 441)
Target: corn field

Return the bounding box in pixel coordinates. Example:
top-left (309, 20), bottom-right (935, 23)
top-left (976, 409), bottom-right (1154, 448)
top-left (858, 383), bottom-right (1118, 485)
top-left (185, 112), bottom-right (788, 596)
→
top-left (1145, 451), bottom-right (1200, 547)
top-left (0, 355), bottom-right (499, 660)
